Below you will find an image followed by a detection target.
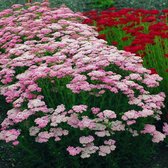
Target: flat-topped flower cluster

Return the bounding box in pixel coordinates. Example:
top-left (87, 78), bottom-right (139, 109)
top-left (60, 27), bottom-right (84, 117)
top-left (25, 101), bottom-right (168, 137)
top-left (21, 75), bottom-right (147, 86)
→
top-left (0, 1), bottom-right (167, 158)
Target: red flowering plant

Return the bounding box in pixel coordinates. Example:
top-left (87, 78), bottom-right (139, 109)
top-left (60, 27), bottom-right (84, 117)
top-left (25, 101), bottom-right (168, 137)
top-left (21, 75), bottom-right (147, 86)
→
top-left (0, 1), bottom-right (167, 161)
top-left (84, 8), bottom-right (168, 120)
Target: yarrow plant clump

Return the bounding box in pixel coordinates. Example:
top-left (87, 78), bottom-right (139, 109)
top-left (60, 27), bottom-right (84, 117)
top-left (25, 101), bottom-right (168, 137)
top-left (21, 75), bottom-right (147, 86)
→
top-left (0, 1), bottom-right (167, 158)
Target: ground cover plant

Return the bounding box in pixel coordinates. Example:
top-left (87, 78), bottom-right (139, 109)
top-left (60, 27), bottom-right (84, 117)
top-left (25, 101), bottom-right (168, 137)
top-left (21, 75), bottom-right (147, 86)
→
top-left (0, 1), bottom-right (168, 168)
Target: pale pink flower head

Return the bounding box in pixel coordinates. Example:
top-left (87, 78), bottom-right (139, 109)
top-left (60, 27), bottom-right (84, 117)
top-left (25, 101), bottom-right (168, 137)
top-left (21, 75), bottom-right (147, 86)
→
top-left (163, 123), bottom-right (168, 135)
top-left (54, 104), bottom-right (65, 114)
top-left (141, 124), bottom-right (156, 134)
top-left (152, 131), bottom-right (165, 143)
top-left (29, 126), bottom-right (40, 136)
top-left (104, 139), bottom-right (116, 146)
top-left (12, 140), bottom-right (19, 146)
top-left (72, 105), bottom-right (87, 113)
top-left (91, 107), bottom-right (100, 114)
top-left (67, 146), bottom-right (82, 156)
top-left (102, 110), bottom-right (117, 119)
top-left (35, 116), bottom-right (49, 128)
top-left (0, 129), bottom-right (20, 143)
top-left (28, 99), bottom-right (46, 109)
top-left (126, 120), bottom-right (136, 125)
top-left (99, 145), bottom-right (111, 156)
top-left (36, 131), bottom-right (52, 143)
top-left (79, 135), bottom-right (94, 144)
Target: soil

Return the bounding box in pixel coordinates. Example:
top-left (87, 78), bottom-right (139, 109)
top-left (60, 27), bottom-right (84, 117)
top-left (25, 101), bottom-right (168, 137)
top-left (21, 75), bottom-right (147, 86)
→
top-left (0, 143), bottom-right (168, 168)
top-left (149, 145), bottom-right (168, 168)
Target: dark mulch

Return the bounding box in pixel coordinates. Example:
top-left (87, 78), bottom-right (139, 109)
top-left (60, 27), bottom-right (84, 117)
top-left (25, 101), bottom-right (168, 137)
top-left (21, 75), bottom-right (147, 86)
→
top-left (149, 144), bottom-right (168, 168)
top-left (0, 143), bottom-right (168, 168)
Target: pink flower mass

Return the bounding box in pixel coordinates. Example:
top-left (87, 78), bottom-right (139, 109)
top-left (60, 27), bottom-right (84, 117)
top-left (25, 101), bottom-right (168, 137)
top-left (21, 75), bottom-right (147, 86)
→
top-left (0, 1), bottom-right (167, 158)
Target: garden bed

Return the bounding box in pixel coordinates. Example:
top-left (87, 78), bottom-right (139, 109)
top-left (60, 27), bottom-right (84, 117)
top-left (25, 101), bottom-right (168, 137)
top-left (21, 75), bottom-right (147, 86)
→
top-left (0, 1), bottom-right (168, 168)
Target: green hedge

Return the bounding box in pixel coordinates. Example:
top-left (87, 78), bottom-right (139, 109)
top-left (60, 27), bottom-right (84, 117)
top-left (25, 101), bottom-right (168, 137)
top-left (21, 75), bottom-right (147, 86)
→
top-left (114, 0), bottom-right (168, 10)
top-left (0, 0), bottom-right (113, 12)
top-left (0, 0), bottom-right (168, 12)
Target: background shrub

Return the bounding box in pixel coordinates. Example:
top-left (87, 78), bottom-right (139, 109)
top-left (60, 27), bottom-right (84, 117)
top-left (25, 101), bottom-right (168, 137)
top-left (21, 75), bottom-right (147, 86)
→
top-left (0, 0), bottom-right (168, 12)
top-left (114, 0), bottom-right (168, 10)
top-left (0, 0), bottom-right (114, 11)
